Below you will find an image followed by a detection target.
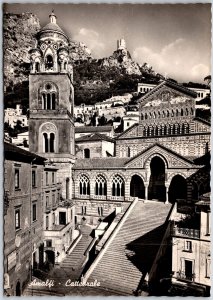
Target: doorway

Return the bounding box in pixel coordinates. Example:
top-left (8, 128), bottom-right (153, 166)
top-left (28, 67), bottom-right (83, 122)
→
top-left (130, 175), bottom-right (145, 199)
top-left (15, 281), bottom-right (21, 296)
top-left (169, 175), bottom-right (187, 203)
top-left (148, 156), bottom-right (166, 201)
top-left (185, 260), bottom-right (193, 281)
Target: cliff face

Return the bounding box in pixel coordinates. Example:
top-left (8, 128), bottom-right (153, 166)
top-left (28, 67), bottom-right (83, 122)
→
top-left (4, 12), bottom-right (40, 90)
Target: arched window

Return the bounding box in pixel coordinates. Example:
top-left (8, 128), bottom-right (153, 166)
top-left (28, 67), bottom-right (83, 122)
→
top-left (153, 112), bottom-right (156, 119)
top-left (41, 83), bottom-right (58, 110)
top-left (35, 62), bottom-right (40, 72)
top-left (176, 124), bottom-right (181, 134)
top-left (50, 133), bottom-right (55, 152)
top-left (84, 148), bottom-right (90, 158)
top-left (45, 55), bottom-right (54, 70)
top-left (182, 123), bottom-right (185, 134)
top-left (143, 128), bottom-right (147, 136)
top-left (185, 108), bottom-right (189, 116)
top-left (185, 123), bottom-right (189, 134)
top-left (112, 175), bottom-right (124, 197)
top-left (127, 147), bottom-right (131, 157)
top-left (40, 122), bottom-right (57, 153)
top-left (95, 175), bottom-right (107, 196)
top-left (181, 108), bottom-right (184, 116)
top-left (159, 126), bottom-right (162, 136)
top-left (171, 110), bottom-right (174, 117)
top-left (145, 113), bottom-right (148, 120)
top-left (43, 132), bottom-right (55, 153)
top-left (171, 124), bottom-right (175, 135)
top-left (150, 126), bottom-right (154, 136)
top-left (176, 109), bottom-right (179, 116)
top-left (43, 133), bottom-right (48, 152)
top-left (158, 111), bottom-right (161, 118)
top-left (155, 126), bottom-right (158, 136)
top-left (141, 113), bottom-right (144, 120)
top-left (79, 174), bottom-right (90, 195)
top-left (167, 110), bottom-right (170, 117)
top-left (162, 111), bottom-right (165, 118)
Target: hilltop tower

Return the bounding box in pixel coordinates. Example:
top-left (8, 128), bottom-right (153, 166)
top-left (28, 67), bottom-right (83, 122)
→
top-left (117, 38), bottom-right (126, 50)
top-left (28, 11), bottom-right (75, 199)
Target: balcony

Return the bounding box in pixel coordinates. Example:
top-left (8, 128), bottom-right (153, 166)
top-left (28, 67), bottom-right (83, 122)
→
top-left (173, 227), bottom-right (200, 239)
top-left (176, 271), bottom-right (196, 282)
top-left (44, 223), bottom-right (72, 238)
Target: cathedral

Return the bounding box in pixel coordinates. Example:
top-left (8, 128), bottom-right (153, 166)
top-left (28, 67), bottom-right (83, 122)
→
top-left (27, 12), bottom-right (210, 223)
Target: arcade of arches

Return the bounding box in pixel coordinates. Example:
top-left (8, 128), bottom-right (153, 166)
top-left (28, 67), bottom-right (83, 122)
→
top-left (73, 151), bottom-right (198, 204)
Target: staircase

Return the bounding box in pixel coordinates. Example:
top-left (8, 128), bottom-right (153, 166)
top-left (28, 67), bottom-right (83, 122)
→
top-left (88, 201), bottom-right (172, 295)
top-left (24, 225), bottom-right (93, 296)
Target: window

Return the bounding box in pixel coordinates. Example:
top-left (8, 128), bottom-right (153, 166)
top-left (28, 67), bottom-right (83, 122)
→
top-left (32, 203), bottom-right (37, 222)
top-left (127, 147), bottom-right (131, 157)
top-left (112, 175), bottom-right (124, 197)
top-left (15, 169), bottom-right (20, 189)
top-left (15, 209), bottom-right (20, 230)
top-left (52, 172), bottom-right (55, 184)
top-left (46, 195), bottom-right (49, 208)
top-left (46, 240), bottom-right (52, 247)
top-left (79, 174), bottom-right (90, 195)
top-left (206, 258), bottom-right (210, 278)
top-left (95, 175), bottom-right (107, 196)
top-left (42, 132), bottom-right (55, 153)
top-left (45, 54), bottom-right (53, 70)
top-left (127, 122), bottom-right (130, 127)
top-left (84, 148), bottom-right (90, 158)
top-left (46, 172), bottom-right (49, 185)
top-left (32, 170), bottom-right (36, 187)
top-left (185, 240), bottom-right (192, 252)
top-left (59, 212), bottom-right (66, 225)
top-left (46, 216), bottom-right (49, 230)
top-left (206, 212), bottom-right (210, 235)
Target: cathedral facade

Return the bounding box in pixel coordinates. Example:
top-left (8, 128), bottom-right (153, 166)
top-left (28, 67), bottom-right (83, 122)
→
top-left (73, 81), bottom-right (210, 222)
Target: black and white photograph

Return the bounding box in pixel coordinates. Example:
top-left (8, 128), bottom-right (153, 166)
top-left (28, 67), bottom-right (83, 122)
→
top-left (3, 3), bottom-right (211, 297)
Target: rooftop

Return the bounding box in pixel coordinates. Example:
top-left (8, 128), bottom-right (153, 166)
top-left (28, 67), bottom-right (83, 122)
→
top-left (4, 142), bottom-right (45, 164)
top-left (75, 133), bottom-right (115, 143)
top-left (75, 126), bottom-right (114, 134)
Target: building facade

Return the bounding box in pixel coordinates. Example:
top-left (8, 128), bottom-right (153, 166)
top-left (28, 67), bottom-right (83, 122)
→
top-left (4, 143), bottom-right (45, 296)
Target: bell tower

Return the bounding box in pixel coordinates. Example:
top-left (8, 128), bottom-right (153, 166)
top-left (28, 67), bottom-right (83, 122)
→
top-left (28, 12), bottom-right (75, 199)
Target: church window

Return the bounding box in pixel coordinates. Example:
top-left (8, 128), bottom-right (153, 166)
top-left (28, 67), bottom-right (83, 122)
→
top-left (41, 83), bottom-right (58, 110)
top-left (159, 127), bottom-right (162, 136)
top-left (185, 108), bottom-right (189, 116)
top-left (84, 148), bottom-right (90, 158)
top-left (141, 114), bottom-right (144, 120)
top-left (158, 111), bottom-right (161, 118)
top-left (167, 110), bottom-right (170, 117)
top-left (176, 109), bottom-right (179, 116)
top-left (153, 112), bottom-right (156, 119)
top-left (43, 133), bottom-right (49, 152)
top-left (145, 113), bottom-right (148, 120)
top-left (35, 62), bottom-right (40, 72)
top-left (127, 147), bottom-right (131, 157)
top-left (150, 127), bottom-right (154, 136)
top-left (45, 54), bottom-right (54, 70)
top-left (176, 124), bottom-right (181, 134)
top-left (181, 108), bottom-right (184, 116)
top-left (143, 128), bottom-right (147, 136)
top-left (112, 175), bottom-right (124, 197)
top-left (185, 124), bottom-right (189, 134)
top-left (162, 111), bottom-right (165, 118)
top-left (171, 110), bottom-right (174, 117)
top-left (50, 133), bottom-right (55, 152)
top-left (43, 132), bottom-right (55, 153)
top-left (79, 174), bottom-right (90, 195)
top-left (95, 175), bottom-right (107, 196)
top-left (155, 126), bottom-right (158, 136)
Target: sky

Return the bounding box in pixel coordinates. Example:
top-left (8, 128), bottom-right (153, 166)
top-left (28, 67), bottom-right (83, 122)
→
top-left (4, 3), bottom-right (211, 83)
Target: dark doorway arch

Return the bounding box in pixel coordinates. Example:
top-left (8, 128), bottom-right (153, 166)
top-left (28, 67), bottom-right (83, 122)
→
top-left (130, 175), bottom-right (145, 199)
top-left (45, 250), bottom-right (55, 268)
top-left (148, 156), bottom-right (166, 201)
top-left (169, 175), bottom-right (187, 203)
top-left (16, 281), bottom-right (21, 296)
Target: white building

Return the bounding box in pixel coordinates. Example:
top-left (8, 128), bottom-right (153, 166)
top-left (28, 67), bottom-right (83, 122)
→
top-left (123, 111), bottom-right (139, 131)
top-left (170, 194), bottom-right (210, 296)
top-left (4, 105), bottom-right (28, 128)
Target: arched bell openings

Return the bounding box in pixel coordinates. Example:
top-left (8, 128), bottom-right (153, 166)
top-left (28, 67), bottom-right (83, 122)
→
top-left (40, 122), bottom-right (57, 153)
top-left (95, 175), bottom-right (107, 196)
top-left (112, 174), bottom-right (125, 197)
top-left (40, 82), bottom-right (58, 110)
top-left (45, 54), bottom-right (54, 71)
top-left (79, 174), bottom-right (90, 195)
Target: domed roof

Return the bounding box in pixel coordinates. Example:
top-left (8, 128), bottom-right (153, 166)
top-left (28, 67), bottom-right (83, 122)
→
top-left (39, 12), bottom-right (69, 40)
